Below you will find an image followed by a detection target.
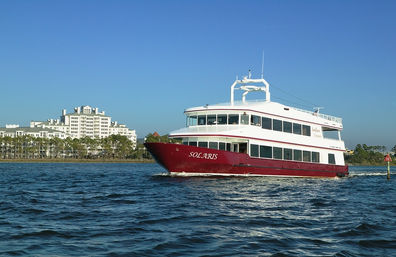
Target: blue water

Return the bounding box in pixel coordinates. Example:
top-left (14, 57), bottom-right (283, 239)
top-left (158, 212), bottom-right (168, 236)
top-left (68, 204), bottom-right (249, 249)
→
top-left (0, 163), bottom-right (395, 256)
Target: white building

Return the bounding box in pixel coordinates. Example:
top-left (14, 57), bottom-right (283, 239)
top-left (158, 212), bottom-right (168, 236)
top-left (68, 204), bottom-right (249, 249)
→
top-left (30, 106), bottom-right (137, 146)
top-left (0, 124), bottom-right (67, 139)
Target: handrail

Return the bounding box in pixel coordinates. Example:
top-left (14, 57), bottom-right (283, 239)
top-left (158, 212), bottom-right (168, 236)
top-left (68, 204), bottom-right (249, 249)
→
top-left (292, 107), bottom-right (342, 124)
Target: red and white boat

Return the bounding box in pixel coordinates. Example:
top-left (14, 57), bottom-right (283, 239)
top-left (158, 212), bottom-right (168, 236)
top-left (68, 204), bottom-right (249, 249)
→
top-left (145, 74), bottom-right (348, 178)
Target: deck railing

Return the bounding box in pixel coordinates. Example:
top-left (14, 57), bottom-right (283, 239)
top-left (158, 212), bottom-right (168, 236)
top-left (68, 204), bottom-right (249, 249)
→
top-left (207, 100), bottom-right (343, 124)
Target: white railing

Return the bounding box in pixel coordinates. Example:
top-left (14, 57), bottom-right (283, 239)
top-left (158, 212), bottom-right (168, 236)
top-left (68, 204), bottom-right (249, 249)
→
top-left (292, 107), bottom-right (342, 124)
top-left (197, 100), bottom-right (343, 124)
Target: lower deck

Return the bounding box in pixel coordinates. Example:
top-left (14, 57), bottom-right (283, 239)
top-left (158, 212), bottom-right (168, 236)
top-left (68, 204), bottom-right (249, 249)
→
top-left (178, 136), bottom-right (345, 166)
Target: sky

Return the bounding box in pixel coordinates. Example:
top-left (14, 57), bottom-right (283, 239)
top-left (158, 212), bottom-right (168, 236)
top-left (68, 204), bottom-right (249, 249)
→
top-left (0, 0), bottom-right (395, 150)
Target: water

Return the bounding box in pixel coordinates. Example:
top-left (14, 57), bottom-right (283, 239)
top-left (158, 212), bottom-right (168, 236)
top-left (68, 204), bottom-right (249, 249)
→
top-left (0, 164), bottom-right (395, 256)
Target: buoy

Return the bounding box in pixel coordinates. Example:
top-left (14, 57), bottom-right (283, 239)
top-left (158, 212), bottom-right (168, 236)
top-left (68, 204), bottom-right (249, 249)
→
top-left (384, 154), bottom-right (392, 180)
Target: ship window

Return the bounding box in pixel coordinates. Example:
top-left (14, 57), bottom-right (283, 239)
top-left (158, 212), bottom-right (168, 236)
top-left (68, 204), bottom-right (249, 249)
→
top-left (198, 115), bottom-right (206, 125)
top-left (284, 148), bottom-right (293, 160)
top-left (189, 141), bottom-right (197, 146)
top-left (183, 142), bottom-right (188, 145)
top-left (209, 142), bottom-right (218, 149)
top-left (312, 152), bottom-right (320, 163)
top-left (283, 121), bottom-right (292, 133)
top-left (260, 145), bottom-right (272, 158)
top-left (226, 143), bottom-right (231, 151)
top-left (188, 116), bottom-right (198, 126)
top-left (207, 115), bottom-right (217, 125)
top-left (228, 114), bottom-right (239, 124)
top-left (302, 125), bottom-right (311, 136)
top-left (198, 142), bottom-right (208, 148)
top-left (251, 115), bottom-right (261, 126)
top-left (219, 142), bottom-right (226, 151)
top-left (273, 119), bottom-right (282, 131)
top-left (262, 117), bottom-right (272, 130)
top-left (293, 150), bottom-right (302, 161)
top-left (328, 153), bottom-right (336, 164)
top-left (273, 147), bottom-right (283, 159)
top-left (303, 151), bottom-right (311, 162)
top-left (239, 143), bottom-right (248, 153)
top-left (250, 144), bottom-right (259, 157)
top-left (217, 115), bottom-right (227, 125)
top-left (241, 113), bottom-right (249, 125)
top-left (293, 123), bottom-right (302, 135)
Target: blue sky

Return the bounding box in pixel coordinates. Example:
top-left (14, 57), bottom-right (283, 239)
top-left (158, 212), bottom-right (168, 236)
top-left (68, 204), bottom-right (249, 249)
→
top-left (1, 0), bottom-right (395, 150)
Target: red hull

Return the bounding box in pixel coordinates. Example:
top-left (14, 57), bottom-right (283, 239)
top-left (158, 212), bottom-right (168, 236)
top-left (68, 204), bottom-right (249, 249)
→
top-left (145, 142), bottom-right (349, 178)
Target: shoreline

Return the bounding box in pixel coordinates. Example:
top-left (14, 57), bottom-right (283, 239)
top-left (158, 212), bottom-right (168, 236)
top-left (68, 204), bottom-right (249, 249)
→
top-left (1, 159), bottom-right (392, 166)
top-left (0, 159), bottom-right (155, 164)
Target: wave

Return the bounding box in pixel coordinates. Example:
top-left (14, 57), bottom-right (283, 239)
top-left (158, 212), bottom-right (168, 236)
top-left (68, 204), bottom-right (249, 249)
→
top-left (10, 229), bottom-right (74, 240)
top-left (348, 172), bottom-right (394, 177)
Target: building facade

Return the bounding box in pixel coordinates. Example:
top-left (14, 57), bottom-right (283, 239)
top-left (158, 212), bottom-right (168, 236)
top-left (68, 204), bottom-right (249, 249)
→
top-left (0, 124), bottom-right (67, 139)
top-left (30, 106), bottom-right (137, 146)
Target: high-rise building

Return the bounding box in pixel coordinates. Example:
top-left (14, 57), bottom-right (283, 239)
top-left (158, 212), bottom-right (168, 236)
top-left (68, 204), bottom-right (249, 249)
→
top-left (30, 106), bottom-right (137, 146)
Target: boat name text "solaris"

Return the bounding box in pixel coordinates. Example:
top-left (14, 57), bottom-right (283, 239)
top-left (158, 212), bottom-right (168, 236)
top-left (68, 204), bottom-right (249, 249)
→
top-left (189, 152), bottom-right (218, 160)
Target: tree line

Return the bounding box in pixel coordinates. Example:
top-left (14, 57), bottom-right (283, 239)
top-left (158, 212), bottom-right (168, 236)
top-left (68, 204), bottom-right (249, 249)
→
top-left (345, 144), bottom-right (396, 165)
top-left (2, 133), bottom-right (394, 165)
top-left (0, 135), bottom-right (151, 160)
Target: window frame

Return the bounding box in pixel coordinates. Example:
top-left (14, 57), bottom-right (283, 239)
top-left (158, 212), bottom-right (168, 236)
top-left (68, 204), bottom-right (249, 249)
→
top-left (302, 125), bottom-right (311, 136)
top-left (273, 119), bottom-right (283, 132)
top-left (251, 115), bottom-right (261, 127)
top-left (303, 151), bottom-right (311, 162)
top-left (312, 152), bottom-right (320, 163)
top-left (283, 121), bottom-right (292, 133)
top-left (293, 123), bottom-right (302, 135)
top-left (284, 148), bottom-right (293, 160)
top-left (262, 117), bottom-right (272, 130)
top-left (209, 142), bottom-right (218, 149)
top-left (293, 149), bottom-right (302, 161)
top-left (250, 144), bottom-right (259, 157)
top-left (328, 153), bottom-right (336, 164)
top-left (198, 115), bottom-right (206, 126)
top-left (207, 115), bottom-right (217, 125)
top-left (273, 147), bottom-right (283, 159)
top-left (260, 145), bottom-right (272, 158)
top-left (217, 115), bottom-right (227, 125)
top-left (198, 142), bottom-right (208, 148)
top-left (228, 114), bottom-right (239, 125)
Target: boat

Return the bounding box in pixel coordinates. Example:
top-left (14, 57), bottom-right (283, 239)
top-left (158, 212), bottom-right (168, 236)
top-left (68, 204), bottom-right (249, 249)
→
top-left (145, 74), bottom-right (349, 178)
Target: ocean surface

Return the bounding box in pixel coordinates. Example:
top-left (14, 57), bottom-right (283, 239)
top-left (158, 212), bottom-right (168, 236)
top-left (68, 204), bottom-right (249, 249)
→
top-left (0, 163), bottom-right (395, 257)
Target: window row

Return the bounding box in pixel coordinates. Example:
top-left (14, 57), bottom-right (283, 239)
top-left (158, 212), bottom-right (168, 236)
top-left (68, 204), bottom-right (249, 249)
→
top-left (184, 141), bottom-right (232, 151)
top-left (183, 140), bottom-right (336, 164)
top-left (250, 144), bottom-right (320, 163)
top-left (187, 113), bottom-right (311, 136)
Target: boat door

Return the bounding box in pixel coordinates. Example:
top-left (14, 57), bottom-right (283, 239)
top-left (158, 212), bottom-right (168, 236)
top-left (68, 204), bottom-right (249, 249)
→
top-left (231, 143), bottom-right (239, 153)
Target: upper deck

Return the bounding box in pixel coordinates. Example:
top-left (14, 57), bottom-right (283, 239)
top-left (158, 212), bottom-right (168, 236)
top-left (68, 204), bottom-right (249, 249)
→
top-left (184, 100), bottom-right (343, 130)
top-left (184, 75), bottom-right (343, 130)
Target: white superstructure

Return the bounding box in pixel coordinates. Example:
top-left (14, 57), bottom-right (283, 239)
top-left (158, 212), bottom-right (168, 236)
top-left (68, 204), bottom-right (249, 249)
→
top-left (170, 76), bottom-right (346, 166)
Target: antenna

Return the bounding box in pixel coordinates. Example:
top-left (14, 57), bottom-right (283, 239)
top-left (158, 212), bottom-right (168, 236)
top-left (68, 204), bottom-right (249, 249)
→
top-left (261, 50), bottom-right (264, 79)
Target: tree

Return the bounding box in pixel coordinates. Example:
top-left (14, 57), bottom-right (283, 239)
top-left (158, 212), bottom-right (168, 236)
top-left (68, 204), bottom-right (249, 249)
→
top-left (347, 144), bottom-right (389, 165)
top-left (145, 133), bottom-right (181, 143)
